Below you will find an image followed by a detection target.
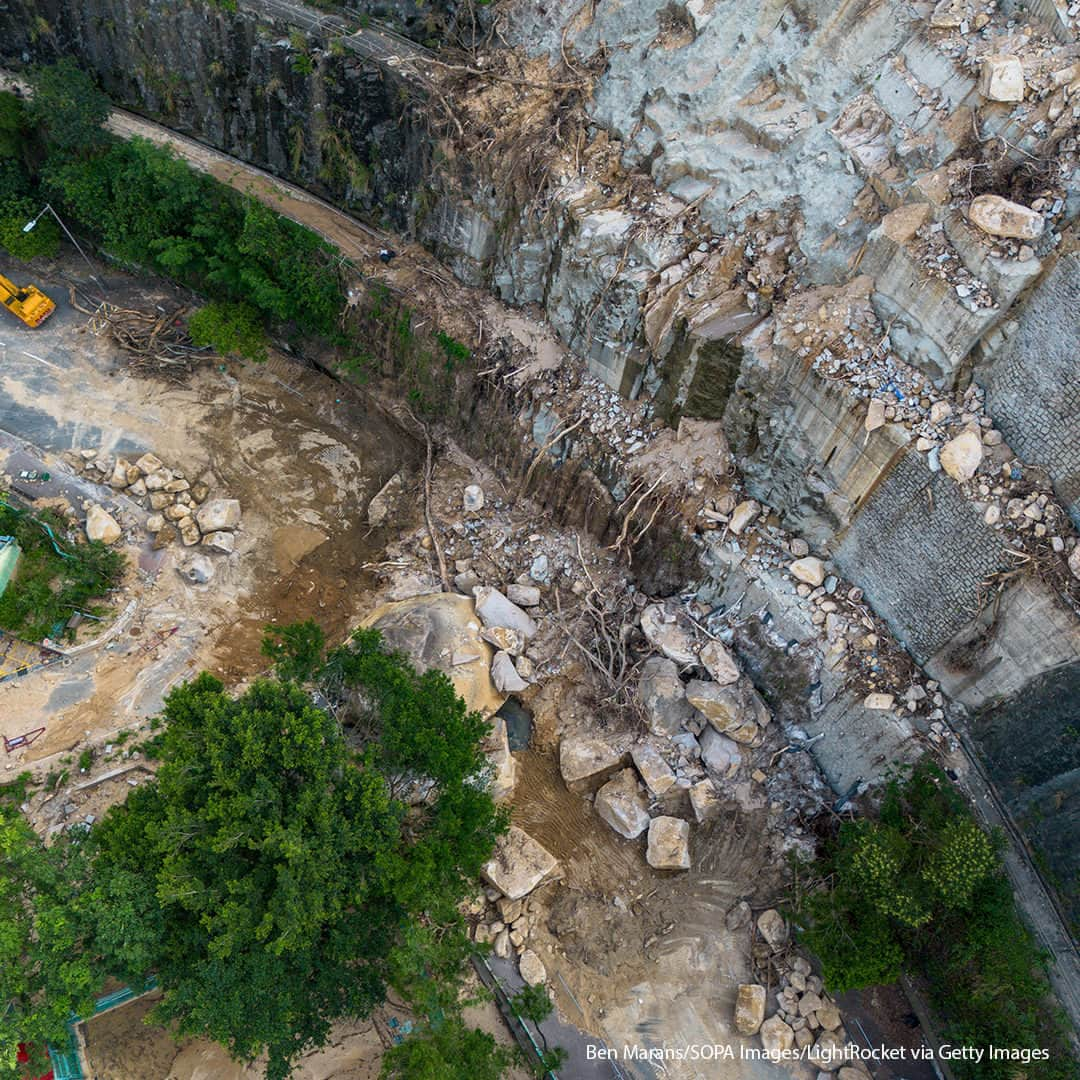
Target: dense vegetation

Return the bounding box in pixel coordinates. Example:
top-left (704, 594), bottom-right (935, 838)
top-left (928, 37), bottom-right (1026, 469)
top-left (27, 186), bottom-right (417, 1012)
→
top-left (0, 500), bottom-right (124, 641)
top-left (794, 761), bottom-right (1077, 1080)
top-left (1, 626), bottom-right (509, 1080)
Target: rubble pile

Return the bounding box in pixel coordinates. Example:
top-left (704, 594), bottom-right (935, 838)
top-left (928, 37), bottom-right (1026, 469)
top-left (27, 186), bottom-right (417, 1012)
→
top-left (909, 222), bottom-right (998, 310)
top-left (65, 448), bottom-right (241, 555)
top-left (738, 911), bottom-right (870, 1073)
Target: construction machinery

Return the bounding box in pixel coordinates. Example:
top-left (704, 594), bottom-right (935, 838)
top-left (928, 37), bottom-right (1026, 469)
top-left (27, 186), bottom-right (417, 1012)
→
top-left (0, 271), bottom-right (55, 327)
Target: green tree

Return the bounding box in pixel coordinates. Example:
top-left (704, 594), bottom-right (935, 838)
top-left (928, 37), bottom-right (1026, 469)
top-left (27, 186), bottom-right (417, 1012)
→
top-left (27, 59), bottom-right (110, 154)
top-left (261, 618), bottom-right (326, 682)
top-left (378, 1016), bottom-right (514, 1080)
top-left (91, 629), bottom-right (506, 1080)
top-left (794, 761), bottom-right (1078, 1079)
top-left (0, 806), bottom-right (97, 1080)
top-left (188, 301), bottom-right (269, 362)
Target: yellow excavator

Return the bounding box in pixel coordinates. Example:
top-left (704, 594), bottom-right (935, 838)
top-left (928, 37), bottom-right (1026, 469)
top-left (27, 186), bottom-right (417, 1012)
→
top-left (0, 272), bottom-right (55, 327)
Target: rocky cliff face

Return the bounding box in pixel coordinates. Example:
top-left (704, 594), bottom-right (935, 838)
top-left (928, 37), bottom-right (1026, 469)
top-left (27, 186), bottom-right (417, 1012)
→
top-left (4, 0), bottom-right (435, 229)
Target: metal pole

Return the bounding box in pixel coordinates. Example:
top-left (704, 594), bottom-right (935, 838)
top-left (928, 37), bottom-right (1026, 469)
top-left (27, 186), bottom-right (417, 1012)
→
top-left (42, 204), bottom-right (105, 291)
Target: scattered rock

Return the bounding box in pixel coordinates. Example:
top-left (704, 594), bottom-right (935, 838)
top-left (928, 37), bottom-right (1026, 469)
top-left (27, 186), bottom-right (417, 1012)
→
top-left (201, 531), bottom-right (235, 554)
top-left (463, 484), bottom-right (485, 512)
top-left (757, 908), bottom-right (788, 948)
top-left (640, 604), bottom-right (697, 664)
top-left (367, 472), bottom-right (404, 527)
top-left (595, 769), bottom-right (651, 839)
top-left (149, 491), bottom-right (173, 510)
top-left (646, 816), bottom-right (690, 871)
top-left (638, 656), bottom-right (695, 737)
top-left (493, 928), bottom-right (511, 959)
top-left (179, 521), bottom-right (202, 547)
top-left (978, 55), bottom-right (1025, 103)
top-left (699, 640), bottom-right (739, 685)
top-left (698, 727), bottom-right (744, 775)
top-left (559, 735), bottom-right (626, 791)
top-left (518, 949), bottom-right (547, 986)
top-left (939, 430), bottom-right (984, 481)
top-left (482, 826), bottom-right (558, 900)
top-left (689, 778), bottom-right (723, 822)
top-left (481, 625), bottom-right (525, 656)
top-left (483, 716), bottom-right (517, 803)
top-left (816, 1001), bottom-right (842, 1031)
top-left (863, 692), bottom-right (895, 710)
top-left (790, 556), bottom-right (826, 587)
top-left (146, 514), bottom-right (165, 533)
top-left (725, 900), bottom-right (751, 931)
top-left (108, 458), bottom-right (133, 488)
top-left (685, 679), bottom-right (766, 744)
top-left (809, 1029), bottom-right (848, 1072)
top-left (184, 555), bottom-right (215, 585)
top-left (759, 1015), bottom-right (795, 1057)
top-left (631, 743), bottom-right (676, 796)
top-left (864, 399), bottom-right (886, 432)
top-left (135, 452), bottom-right (163, 475)
top-left (734, 984), bottom-right (767, 1036)
top-left (968, 195), bottom-right (1044, 241)
top-left (491, 650), bottom-right (528, 693)
top-left (474, 586), bottom-right (538, 639)
top-left (728, 499), bottom-right (761, 535)
top-left (164, 478), bottom-right (190, 493)
top-left (196, 498), bottom-right (241, 533)
top-left (85, 505), bottom-right (122, 545)
top-left (506, 583), bottom-right (540, 607)
top-left (1069, 545), bottom-right (1080, 581)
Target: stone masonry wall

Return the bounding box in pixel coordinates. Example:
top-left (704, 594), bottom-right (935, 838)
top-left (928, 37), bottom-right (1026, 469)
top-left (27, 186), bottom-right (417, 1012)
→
top-left (979, 251), bottom-right (1080, 529)
top-left (833, 449), bottom-right (1008, 663)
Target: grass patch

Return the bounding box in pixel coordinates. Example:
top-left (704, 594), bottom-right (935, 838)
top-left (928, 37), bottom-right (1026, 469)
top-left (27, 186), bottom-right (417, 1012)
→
top-left (0, 770), bottom-right (34, 806)
top-left (0, 500), bottom-right (125, 642)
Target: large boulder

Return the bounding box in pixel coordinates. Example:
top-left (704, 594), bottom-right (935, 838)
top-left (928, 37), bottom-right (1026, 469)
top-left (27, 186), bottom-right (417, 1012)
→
top-left (968, 194), bottom-right (1044, 240)
top-left (559, 734), bottom-right (626, 791)
top-left (474, 586), bottom-right (538, 639)
top-left (595, 769), bottom-right (651, 839)
top-left (685, 679), bottom-right (768, 744)
top-left (734, 984), bottom-right (766, 1036)
top-left (482, 826), bottom-right (558, 900)
top-left (361, 593), bottom-right (503, 717)
top-left (640, 604), bottom-right (697, 664)
top-left (195, 498), bottom-right (241, 533)
top-left (85, 505), bottom-right (122, 545)
top-left (638, 656), bottom-right (694, 737)
top-left (646, 816), bottom-right (690, 870)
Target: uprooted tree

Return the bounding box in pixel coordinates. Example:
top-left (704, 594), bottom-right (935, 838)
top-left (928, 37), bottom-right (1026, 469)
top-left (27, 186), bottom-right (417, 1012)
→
top-left (87, 627), bottom-right (507, 1080)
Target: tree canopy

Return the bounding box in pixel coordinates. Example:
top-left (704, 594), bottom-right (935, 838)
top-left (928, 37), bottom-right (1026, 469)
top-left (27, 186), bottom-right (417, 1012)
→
top-left (794, 761), bottom-right (1077, 1080)
top-left (0, 806), bottom-right (96, 1080)
top-left (87, 628), bottom-right (506, 1080)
